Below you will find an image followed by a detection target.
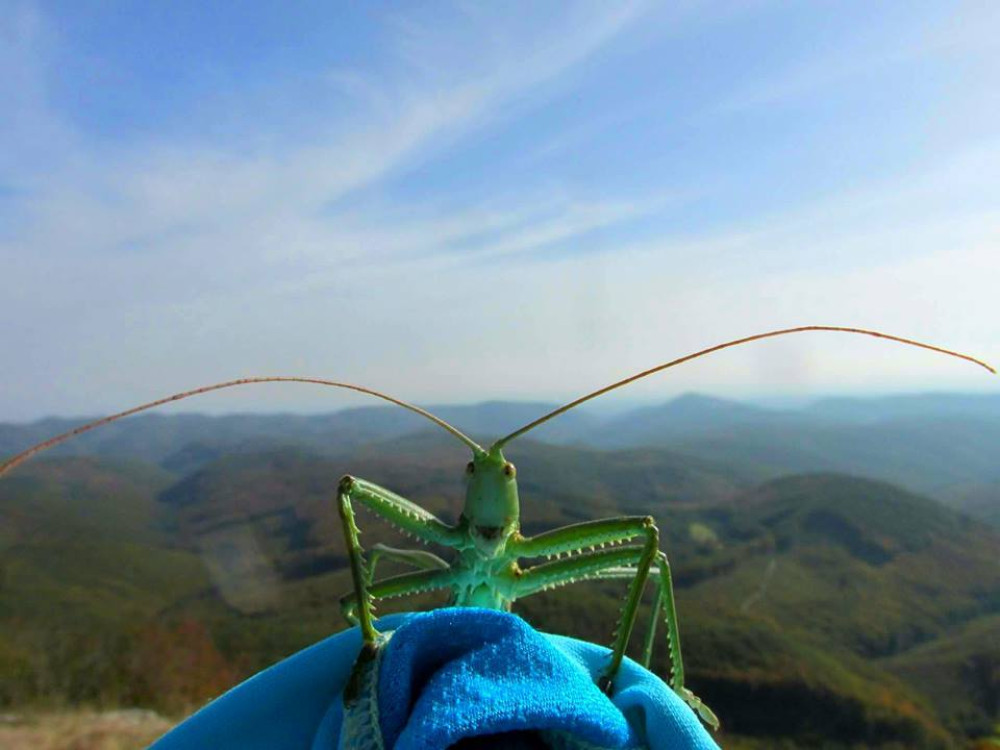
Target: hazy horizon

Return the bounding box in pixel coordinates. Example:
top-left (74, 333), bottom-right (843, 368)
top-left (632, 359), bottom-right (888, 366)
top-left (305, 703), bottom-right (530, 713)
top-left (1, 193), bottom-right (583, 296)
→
top-left (5, 387), bottom-right (999, 425)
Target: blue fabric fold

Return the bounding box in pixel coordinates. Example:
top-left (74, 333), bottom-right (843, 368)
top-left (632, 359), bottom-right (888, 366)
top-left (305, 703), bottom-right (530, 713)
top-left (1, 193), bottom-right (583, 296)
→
top-left (151, 609), bottom-right (719, 750)
top-left (378, 608), bottom-right (640, 750)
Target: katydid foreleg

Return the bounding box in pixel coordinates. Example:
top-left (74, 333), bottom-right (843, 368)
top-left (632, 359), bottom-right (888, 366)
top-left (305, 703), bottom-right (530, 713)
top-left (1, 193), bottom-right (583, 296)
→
top-left (513, 545), bottom-right (719, 730)
top-left (514, 538), bottom-right (658, 686)
top-left (339, 476), bottom-right (461, 547)
top-left (512, 516), bottom-right (661, 684)
top-left (338, 567), bottom-right (458, 706)
top-left (512, 516), bottom-right (658, 558)
top-left (336, 475), bottom-right (461, 645)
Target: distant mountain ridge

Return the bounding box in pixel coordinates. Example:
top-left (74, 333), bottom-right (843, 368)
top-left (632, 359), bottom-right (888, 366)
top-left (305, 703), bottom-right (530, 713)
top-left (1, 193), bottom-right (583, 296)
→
top-left (0, 400), bottom-right (598, 464)
top-left (4, 392), bottom-right (998, 524)
top-left (6, 391), bottom-right (1000, 450)
top-left (805, 392), bottom-right (1000, 422)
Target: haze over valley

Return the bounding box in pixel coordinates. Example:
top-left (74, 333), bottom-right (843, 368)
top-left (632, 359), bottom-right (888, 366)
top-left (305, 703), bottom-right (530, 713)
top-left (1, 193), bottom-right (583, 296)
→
top-left (2, 392), bottom-right (998, 748)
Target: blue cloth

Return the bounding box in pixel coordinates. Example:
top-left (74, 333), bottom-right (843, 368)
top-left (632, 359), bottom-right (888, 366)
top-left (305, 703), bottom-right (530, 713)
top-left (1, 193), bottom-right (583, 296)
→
top-left (151, 609), bottom-right (719, 750)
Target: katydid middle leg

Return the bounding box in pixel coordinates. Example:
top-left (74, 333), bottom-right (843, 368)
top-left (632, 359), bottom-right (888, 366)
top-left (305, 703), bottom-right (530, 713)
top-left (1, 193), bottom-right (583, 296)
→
top-left (512, 516), bottom-right (660, 689)
top-left (366, 544), bottom-right (449, 584)
top-left (596, 555), bottom-right (684, 686)
top-left (513, 541), bottom-right (719, 729)
top-left (339, 567), bottom-right (457, 624)
top-left (337, 475), bottom-right (460, 645)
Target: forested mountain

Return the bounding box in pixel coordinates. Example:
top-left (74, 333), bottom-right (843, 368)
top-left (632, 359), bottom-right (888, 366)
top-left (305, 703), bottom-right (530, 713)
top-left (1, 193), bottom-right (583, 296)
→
top-left (1, 395), bottom-right (998, 747)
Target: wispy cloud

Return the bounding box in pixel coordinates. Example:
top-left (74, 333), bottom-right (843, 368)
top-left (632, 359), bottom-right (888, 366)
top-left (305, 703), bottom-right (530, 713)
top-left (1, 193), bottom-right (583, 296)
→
top-left (1, 1), bottom-right (996, 420)
top-left (1, 2), bottom-right (655, 282)
top-left (0, 1), bottom-right (671, 416)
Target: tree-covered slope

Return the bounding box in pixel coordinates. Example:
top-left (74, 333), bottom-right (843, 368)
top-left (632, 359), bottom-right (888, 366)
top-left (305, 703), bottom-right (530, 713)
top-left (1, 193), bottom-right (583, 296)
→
top-left (677, 475), bottom-right (999, 746)
top-left (1, 444), bottom-right (997, 747)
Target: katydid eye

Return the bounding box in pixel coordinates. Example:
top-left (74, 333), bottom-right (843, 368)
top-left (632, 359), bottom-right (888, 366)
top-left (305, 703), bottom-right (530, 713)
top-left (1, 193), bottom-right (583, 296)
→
top-left (466, 461), bottom-right (475, 475)
top-left (503, 462), bottom-right (516, 478)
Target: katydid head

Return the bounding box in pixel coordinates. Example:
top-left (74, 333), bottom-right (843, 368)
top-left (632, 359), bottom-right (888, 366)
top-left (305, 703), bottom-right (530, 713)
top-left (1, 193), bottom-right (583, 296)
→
top-left (462, 444), bottom-right (519, 553)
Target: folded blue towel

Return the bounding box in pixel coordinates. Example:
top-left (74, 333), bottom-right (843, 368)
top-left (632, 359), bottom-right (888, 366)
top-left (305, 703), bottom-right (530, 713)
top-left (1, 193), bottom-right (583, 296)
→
top-left (151, 608), bottom-right (719, 750)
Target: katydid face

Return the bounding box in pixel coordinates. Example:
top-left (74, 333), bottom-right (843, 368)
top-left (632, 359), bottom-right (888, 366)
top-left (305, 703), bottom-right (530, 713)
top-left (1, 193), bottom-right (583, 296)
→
top-left (463, 446), bottom-right (519, 554)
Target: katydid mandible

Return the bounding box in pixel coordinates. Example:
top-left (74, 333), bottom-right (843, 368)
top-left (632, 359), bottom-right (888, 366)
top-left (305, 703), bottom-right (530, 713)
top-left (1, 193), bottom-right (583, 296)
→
top-left (1, 326), bottom-right (994, 731)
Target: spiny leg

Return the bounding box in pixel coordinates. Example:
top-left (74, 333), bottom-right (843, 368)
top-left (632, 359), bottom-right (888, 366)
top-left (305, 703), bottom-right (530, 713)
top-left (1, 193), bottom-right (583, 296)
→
top-left (514, 516), bottom-right (699, 704)
top-left (512, 515), bottom-right (657, 559)
top-left (340, 475), bottom-right (463, 547)
top-left (339, 567), bottom-right (457, 624)
top-left (512, 516), bottom-right (660, 689)
top-left (521, 525), bottom-right (685, 687)
top-left (336, 475), bottom-right (462, 645)
top-left (338, 478), bottom-right (377, 645)
top-left (568, 560), bottom-right (719, 730)
top-left (650, 553), bottom-right (719, 734)
top-left (596, 558), bottom-right (682, 683)
top-left (642, 583), bottom-right (662, 668)
top-left (366, 544), bottom-right (449, 584)
top-left (513, 537), bottom-right (658, 693)
top-left (339, 568), bottom-right (456, 706)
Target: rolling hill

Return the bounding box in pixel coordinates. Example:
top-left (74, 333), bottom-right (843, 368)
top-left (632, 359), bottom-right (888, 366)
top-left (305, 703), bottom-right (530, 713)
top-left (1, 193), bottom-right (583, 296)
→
top-left (1, 400), bottom-right (998, 747)
top-left (4, 392), bottom-right (999, 525)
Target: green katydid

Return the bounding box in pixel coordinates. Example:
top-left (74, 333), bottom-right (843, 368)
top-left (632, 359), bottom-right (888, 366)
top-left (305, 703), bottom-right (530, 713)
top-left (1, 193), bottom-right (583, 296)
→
top-left (1, 326), bottom-right (994, 731)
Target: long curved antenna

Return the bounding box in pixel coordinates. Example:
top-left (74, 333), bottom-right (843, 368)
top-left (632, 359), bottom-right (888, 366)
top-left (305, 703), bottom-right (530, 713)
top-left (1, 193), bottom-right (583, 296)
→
top-left (1, 377), bottom-right (484, 477)
top-left (494, 326), bottom-right (995, 448)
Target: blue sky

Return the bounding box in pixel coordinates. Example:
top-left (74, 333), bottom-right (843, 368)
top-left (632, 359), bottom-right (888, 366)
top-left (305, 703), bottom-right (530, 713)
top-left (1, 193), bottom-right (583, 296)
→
top-left (1, 1), bottom-right (998, 420)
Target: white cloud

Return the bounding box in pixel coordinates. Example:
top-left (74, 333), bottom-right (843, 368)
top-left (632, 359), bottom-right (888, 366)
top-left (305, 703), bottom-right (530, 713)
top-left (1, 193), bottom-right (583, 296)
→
top-left (1, 1), bottom-right (996, 422)
top-left (0, 1), bottom-right (665, 418)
